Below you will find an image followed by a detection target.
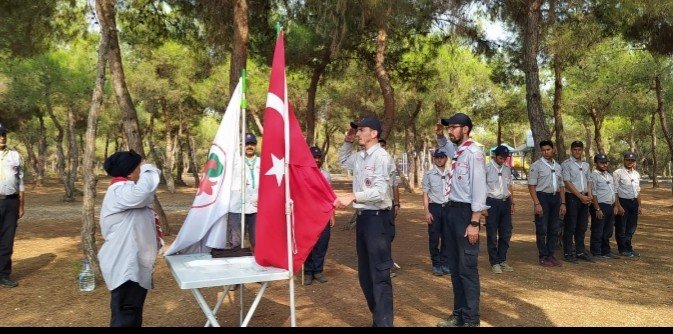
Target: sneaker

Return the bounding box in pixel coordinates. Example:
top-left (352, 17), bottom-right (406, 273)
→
top-left (603, 252), bottom-right (620, 259)
top-left (492, 264), bottom-right (503, 274)
top-left (432, 266), bottom-right (444, 276)
top-left (441, 265), bottom-right (451, 275)
top-left (539, 257), bottom-right (554, 267)
top-left (463, 321), bottom-right (481, 327)
top-left (576, 252), bottom-right (596, 263)
top-left (499, 262), bottom-right (514, 272)
top-left (548, 256), bottom-right (563, 267)
top-left (630, 250), bottom-right (640, 257)
top-left (303, 275), bottom-right (313, 285)
top-left (313, 272), bottom-right (328, 283)
top-left (563, 254), bottom-right (578, 264)
top-left (437, 315), bottom-right (464, 327)
top-left (0, 277), bottom-right (18, 288)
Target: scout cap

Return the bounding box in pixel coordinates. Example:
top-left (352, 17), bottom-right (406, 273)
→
top-left (623, 152), bottom-right (636, 160)
top-left (433, 150), bottom-right (447, 158)
top-left (245, 132), bottom-right (257, 145)
top-left (440, 113), bottom-right (473, 130)
top-left (494, 145), bottom-right (510, 158)
top-left (350, 116), bottom-right (382, 135)
top-left (594, 153), bottom-right (609, 163)
top-left (0, 123), bottom-right (7, 134)
top-left (310, 146), bottom-right (322, 158)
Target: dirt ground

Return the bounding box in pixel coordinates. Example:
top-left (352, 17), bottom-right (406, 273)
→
top-left (1, 174), bottom-right (673, 327)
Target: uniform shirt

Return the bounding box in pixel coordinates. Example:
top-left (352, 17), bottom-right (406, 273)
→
top-left (447, 142), bottom-right (490, 212)
top-left (98, 164), bottom-right (161, 291)
top-left (382, 150), bottom-right (400, 203)
top-left (562, 157), bottom-right (591, 194)
top-left (613, 168), bottom-right (640, 199)
top-left (0, 148), bottom-right (24, 195)
top-left (320, 167), bottom-right (332, 185)
top-left (528, 158), bottom-right (563, 193)
top-left (436, 136), bottom-right (457, 158)
top-left (339, 142), bottom-right (392, 210)
top-left (486, 160), bottom-right (512, 199)
top-left (229, 155), bottom-right (260, 214)
top-left (422, 166), bottom-right (449, 204)
top-left (591, 170), bottom-right (615, 205)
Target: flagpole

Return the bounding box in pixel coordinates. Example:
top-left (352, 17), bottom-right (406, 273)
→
top-left (279, 27), bottom-right (297, 327)
top-left (239, 70), bottom-right (248, 325)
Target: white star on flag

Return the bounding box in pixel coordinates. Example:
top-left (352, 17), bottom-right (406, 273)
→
top-left (265, 153), bottom-right (285, 187)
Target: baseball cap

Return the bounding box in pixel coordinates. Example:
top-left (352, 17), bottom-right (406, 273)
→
top-left (570, 140), bottom-right (584, 148)
top-left (623, 152), bottom-right (636, 160)
top-left (440, 113), bottom-right (473, 130)
top-left (494, 145), bottom-right (510, 158)
top-left (594, 153), bottom-right (609, 163)
top-left (245, 132), bottom-right (257, 145)
top-left (433, 150), bottom-right (447, 158)
top-left (0, 123), bottom-right (8, 135)
top-left (310, 146), bottom-right (322, 158)
top-left (350, 116), bottom-right (382, 135)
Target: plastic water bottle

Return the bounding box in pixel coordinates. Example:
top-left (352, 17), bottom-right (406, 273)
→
top-left (78, 259), bottom-right (95, 292)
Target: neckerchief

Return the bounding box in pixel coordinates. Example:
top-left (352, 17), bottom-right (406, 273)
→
top-left (446, 139), bottom-right (473, 197)
top-left (540, 158), bottom-right (557, 192)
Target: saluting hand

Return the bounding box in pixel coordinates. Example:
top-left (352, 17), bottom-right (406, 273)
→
top-left (435, 123), bottom-right (444, 137)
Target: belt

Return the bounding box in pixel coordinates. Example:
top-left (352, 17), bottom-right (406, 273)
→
top-left (0, 194), bottom-right (18, 200)
top-left (447, 200), bottom-right (471, 208)
top-left (537, 191), bottom-right (559, 196)
top-left (567, 192), bottom-right (589, 196)
top-left (357, 209), bottom-right (390, 216)
top-left (619, 197), bottom-right (637, 201)
top-left (429, 202), bottom-right (450, 208)
top-left (488, 196), bottom-right (510, 202)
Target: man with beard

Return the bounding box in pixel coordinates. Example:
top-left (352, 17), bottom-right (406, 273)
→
top-left (435, 113), bottom-right (488, 328)
top-left (227, 132), bottom-right (260, 252)
top-left (613, 152), bottom-right (642, 258)
top-left (0, 123), bottom-right (24, 288)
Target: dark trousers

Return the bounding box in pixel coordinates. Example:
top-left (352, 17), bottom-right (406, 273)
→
top-left (356, 210), bottom-right (393, 327)
top-left (304, 224), bottom-right (331, 275)
top-left (0, 198), bottom-right (19, 278)
top-left (445, 204), bottom-right (480, 324)
top-left (563, 193), bottom-right (590, 255)
top-left (427, 203), bottom-right (450, 268)
top-left (388, 206), bottom-right (396, 243)
top-left (227, 212), bottom-right (257, 249)
top-left (614, 198), bottom-right (639, 253)
top-left (485, 197), bottom-right (512, 266)
top-left (110, 280), bottom-right (148, 327)
top-left (589, 203), bottom-right (615, 256)
top-left (534, 192), bottom-right (561, 258)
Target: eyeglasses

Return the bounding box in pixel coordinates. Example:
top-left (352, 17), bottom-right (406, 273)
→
top-left (446, 125), bottom-right (464, 130)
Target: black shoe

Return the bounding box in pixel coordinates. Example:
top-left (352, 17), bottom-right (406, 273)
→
top-left (630, 250), bottom-right (640, 257)
top-left (303, 275), bottom-right (313, 285)
top-left (603, 252), bottom-right (620, 259)
top-left (576, 253), bottom-right (596, 263)
top-left (0, 277), bottom-right (18, 288)
top-left (437, 315), bottom-right (464, 327)
top-left (463, 321), bottom-right (481, 327)
top-left (563, 255), bottom-right (578, 264)
top-left (620, 251), bottom-right (635, 258)
top-left (313, 272), bottom-right (328, 283)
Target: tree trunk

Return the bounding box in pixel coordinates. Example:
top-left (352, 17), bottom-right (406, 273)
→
top-left (66, 107), bottom-right (80, 197)
top-left (583, 119), bottom-right (593, 170)
top-left (305, 45), bottom-right (331, 146)
top-left (497, 110), bottom-right (502, 145)
top-left (82, 2), bottom-right (109, 273)
top-left (184, 124), bottom-right (200, 187)
top-left (374, 7), bottom-right (395, 140)
top-left (37, 114), bottom-right (47, 187)
top-left (588, 107), bottom-right (604, 154)
top-left (553, 57), bottom-right (567, 162)
top-left (146, 109), bottom-right (165, 183)
top-left (98, 0), bottom-right (170, 234)
top-left (654, 75), bottom-right (673, 196)
top-left (650, 110), bottom-right (659, 187)
top-left (161, 98), bottom-right (176, 193)
top-left (229, 0), bottom-right (248, 97)
top-left (522, 0), bottom-right (550, 160)
top-left (44, 87), bottom-right (73, 201)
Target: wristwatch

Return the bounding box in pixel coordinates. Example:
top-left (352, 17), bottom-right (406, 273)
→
top-left (469, 221), bottom-right (480, 227)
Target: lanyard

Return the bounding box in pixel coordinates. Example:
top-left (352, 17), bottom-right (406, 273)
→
top-left (573, 160), bottom-right (585, 192)
top-left (623, 169), bottom-right (637, 195)
top-left (540, 158), bottom-right (557, 192)
top-left (492, 160), bottom-right (505, 196)
top-left (446, 139), bottom-right (473, 197)
top-left (594, 170), bottom-right (614, 201)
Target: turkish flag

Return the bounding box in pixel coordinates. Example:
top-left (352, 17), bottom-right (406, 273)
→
top-left (254, 31), bottom-right (336, 272)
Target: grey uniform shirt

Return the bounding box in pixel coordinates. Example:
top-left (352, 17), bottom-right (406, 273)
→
top-left (561, 157), bottom-right (591, 194)
top-left (320, 167), bottom-right (332, 185)
top-left (591, 170), bottom-right (615, 205)
top-left (528, 158), bottom-right (563, 193)
top-left (339, 142), bottom-right (392, 210)
top-left (422, 166), bottom-right (449, 204)
top-left (612, 168), bottom-right (640, 199)
top-left (486, 160), bottom-right (512, 199)
top-left (447, 142), bottom-right (490, 212)
top-left (0, 148), bottom-right (24, 195)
